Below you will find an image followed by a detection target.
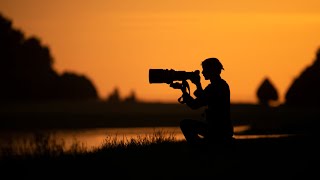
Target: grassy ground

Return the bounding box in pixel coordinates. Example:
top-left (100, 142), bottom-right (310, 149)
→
top-left (0, 132), bottom-right (318, 179)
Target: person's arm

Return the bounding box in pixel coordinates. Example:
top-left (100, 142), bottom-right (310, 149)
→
top-left (193, 82), bottom-right (204, 98)
top-left (181, 93), bottom-right (201, 109)
top-left (181, 72), bottom-right (206, 109)
top-left (181, 86), bottom-right (206, 110)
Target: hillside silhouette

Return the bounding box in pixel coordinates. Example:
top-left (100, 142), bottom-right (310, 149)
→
top-left (0, 13), bottom-right (98, 102)
top-left (285, 48), bottom-right (320, 107)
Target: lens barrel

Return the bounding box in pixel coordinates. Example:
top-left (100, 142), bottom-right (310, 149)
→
top-left (149, 69), bottom-right (199, 84)
top-left (149, 69), bottom-right (169, 84)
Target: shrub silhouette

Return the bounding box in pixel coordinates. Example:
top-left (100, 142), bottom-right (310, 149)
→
top-left (256, 77), bottom-right (279, 106)
top-left (58, 72), bottom-right (98, 100)
top-left (106, 87), bottom-right (121, 103)
top-left (0, 13), bottom-right (98, 101)
top-left (123, 90), bottom-right (137, 103)
top-left (285, 48), bottom-right (320, 106)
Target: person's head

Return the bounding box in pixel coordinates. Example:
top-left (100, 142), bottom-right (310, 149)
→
top-left (201, 58), bottom-right (224, 80)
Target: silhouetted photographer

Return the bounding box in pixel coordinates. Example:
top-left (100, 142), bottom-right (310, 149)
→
top-left (149, 58), bottom-right (234, 148)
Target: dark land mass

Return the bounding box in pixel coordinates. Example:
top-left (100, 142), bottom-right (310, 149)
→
top-left (0, 101), bottom-right (319, 179)
top-left (0, 100), bottom-right (319, 136)
top-left (1, 134), bottom-right (318, 179)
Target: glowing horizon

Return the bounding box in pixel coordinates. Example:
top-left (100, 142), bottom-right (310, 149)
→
top-left (1, 0), bottom-right (320, 103)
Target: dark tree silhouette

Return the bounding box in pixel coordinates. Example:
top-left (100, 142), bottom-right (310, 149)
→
top-left (58, 72), bottom-right (98, 100)
top-left (14, 37), bottom-right (60, 100)
top-left (285, 47), bottom-right (320, 106)
top-left (106, 87), bottom-right (121, 103)
top-left (0, 13), bottom-right (98, 101)
top-left (256, 77), bottom-right (279, 106)
top-left (123, 90), bottom-right (137, 103)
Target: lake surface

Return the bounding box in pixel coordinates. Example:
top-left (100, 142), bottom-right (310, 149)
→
top-left (0, 125), bottom-right (292, 153)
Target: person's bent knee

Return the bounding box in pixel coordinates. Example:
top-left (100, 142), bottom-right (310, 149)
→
top-left (180, 119), bottom-right (193, 129)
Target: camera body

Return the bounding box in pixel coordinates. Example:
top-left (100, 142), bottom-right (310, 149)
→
top-left (149, 69), bottom-right (200, 84)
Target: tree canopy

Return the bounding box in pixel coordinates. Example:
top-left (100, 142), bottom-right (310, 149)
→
top-left (0, 13), bottom-right (98, 101)
top-left (285, 48), bottom-right (320, 107)
top-left (256, 77), bottom-right (279, 106)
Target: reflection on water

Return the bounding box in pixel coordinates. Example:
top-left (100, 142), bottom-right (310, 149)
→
top-left (0, 125), bottom-right (291, 152)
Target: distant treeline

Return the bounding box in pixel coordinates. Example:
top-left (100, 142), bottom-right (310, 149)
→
top-left (0, 13), bottom-right (98, 101)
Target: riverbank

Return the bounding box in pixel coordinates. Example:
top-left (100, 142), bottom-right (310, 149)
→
top-left (1, 134), bottom-right (317, 179)
top-left (1, 101), bottom-right (318, 178)
top-left (1, 101), bottom-right (318, 135)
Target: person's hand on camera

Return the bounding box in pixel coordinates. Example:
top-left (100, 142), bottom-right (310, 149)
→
top-left (191, 71), bottom-right (203, 92)
top-left (170, 82), bottom-right (182, 89)
top-left (190, 73), bottom-right (201, 86)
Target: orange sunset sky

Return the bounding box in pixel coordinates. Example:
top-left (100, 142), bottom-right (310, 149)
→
top-left (1, 0), bottom-right (320, 103)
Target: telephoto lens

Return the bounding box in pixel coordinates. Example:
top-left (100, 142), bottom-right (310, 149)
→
top-left (149, 69), bottom-right (172, 84)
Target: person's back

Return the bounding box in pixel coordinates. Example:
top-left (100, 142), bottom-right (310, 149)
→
top-left (204, 78), bottom-right (233, 144)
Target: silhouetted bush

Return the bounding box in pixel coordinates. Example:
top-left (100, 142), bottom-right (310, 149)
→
top-left (123, 90), bottom-right (137, 103)
top-left (58, 72), bottom-right (98, 100)
top-left (0, 13), bottom-right (98, 101)
top-left (285, 48), bottom-right (320, 106)
top-left (106, 87), bottom-right (121, 103)
top-left (256, 77), bottom-right (279, 106)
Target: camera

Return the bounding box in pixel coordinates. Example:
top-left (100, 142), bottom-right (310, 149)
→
top-left (149, 69), bottom-right (200, 84)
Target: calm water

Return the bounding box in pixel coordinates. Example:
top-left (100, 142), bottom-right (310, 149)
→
top-left (0, 125), bottom-right (291, 152)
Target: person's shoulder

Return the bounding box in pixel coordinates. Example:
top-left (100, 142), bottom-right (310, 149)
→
top-left (204, 83), bottom-right (214, 92)
top-left (221, 79), bottom-right (229, 85)
top-left (220, 79), bottom-right (230, 89)
top-left (218, 78), bottom-right (229, 85)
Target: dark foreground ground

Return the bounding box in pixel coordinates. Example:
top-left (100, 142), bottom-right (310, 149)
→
top-left (1, 134), bottom-right (318, 179)
top-left (1, 101), bottom-right (319, 179)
